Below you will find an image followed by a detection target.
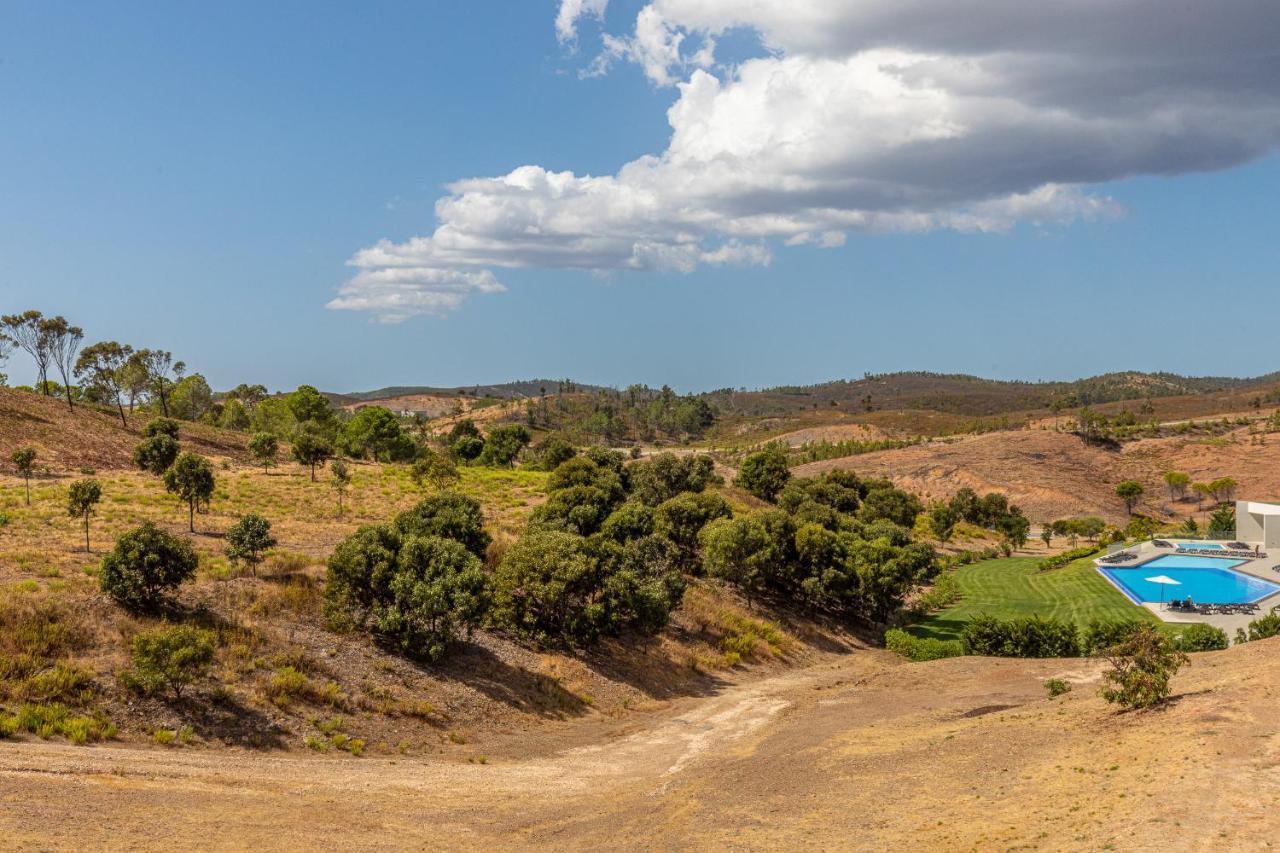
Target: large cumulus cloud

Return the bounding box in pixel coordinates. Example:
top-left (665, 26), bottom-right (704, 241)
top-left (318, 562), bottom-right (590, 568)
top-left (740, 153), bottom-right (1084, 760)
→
top-left (329, 0), bottom-right (1280, 320)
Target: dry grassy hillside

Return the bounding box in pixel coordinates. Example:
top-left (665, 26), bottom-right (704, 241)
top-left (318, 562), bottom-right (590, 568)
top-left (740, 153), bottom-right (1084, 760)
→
top-left (0, 388), bottom-right (247, 470)
top-left (795, 426), bottom-right (1279, 524)
top-left (0, 391), bottom-right (857, 755)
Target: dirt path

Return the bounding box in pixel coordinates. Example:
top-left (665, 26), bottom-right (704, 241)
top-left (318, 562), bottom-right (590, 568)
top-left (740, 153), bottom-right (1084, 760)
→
top-left (2, 643), bottom-right (1278, 851)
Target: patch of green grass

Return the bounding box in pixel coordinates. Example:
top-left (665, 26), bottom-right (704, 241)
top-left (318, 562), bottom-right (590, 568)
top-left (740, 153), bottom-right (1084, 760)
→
top-left (908, 556), bottom-right (1161, 643)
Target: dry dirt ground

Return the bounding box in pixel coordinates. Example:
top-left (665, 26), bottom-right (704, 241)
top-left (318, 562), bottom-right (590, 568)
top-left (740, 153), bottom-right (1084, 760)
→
top-left (2, 639), bottom-right (1279, 851)
top-left (795, 426), bottom-right (1280, 524)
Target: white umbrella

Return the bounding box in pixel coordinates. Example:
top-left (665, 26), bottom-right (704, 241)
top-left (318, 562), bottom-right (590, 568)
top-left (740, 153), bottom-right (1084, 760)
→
top-left (1145, 575), bottom-right (1182, 606)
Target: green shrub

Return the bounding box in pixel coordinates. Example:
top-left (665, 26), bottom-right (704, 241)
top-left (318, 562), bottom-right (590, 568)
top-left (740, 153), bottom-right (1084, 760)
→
top-left (134, 434), bottom-right (179, 477)
top-left (884, 628), bottom-right (964, 662)
top-left (325, 525), bottom-right (490, 661)
top-left (1044, 678), bottom-right (1072, 697)
top-left (1100, 626), bottom-right (1188, 710)
top-left (393, 493), bottom-right (491, 559)
top-left (17, 662), bottom-right (96, 704)
top-left (1174, 623), bottom-right (1229, 652)
top-left (490, 530), bottom-right (683, 647)
top-left (122, 625), bottom-right (215, 700)
top-left (99, 523), bottom-right (198, 611)
top-left (962, 614), bottom-right (1080, 658)
top-left (1235, 613), bottom-right (1280, 644)
top-left (224, 514), bottom-right (277, 576)
top-left (916, 572), bottom-right (960, 611)
top-left (12, 703), bottom-right (115, 743)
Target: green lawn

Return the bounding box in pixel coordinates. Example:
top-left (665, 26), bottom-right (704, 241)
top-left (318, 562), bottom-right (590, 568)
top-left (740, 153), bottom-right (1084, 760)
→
top-left (908, 555), bottom-right (1161, 642)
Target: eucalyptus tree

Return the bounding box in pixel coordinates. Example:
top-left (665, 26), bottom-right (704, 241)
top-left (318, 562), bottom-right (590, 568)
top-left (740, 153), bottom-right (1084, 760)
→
top-left (1, 311), bottom-right (53, 395)
top-left (75, 341), bottom-right (134, 426)
top-left (133, 349), bottom-right (185, 417)
top-left (41, 316), bottom-right (84, 411)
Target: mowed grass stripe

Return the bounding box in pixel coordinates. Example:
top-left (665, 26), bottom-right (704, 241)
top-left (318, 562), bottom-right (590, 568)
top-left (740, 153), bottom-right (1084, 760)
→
top-left (908, 555), bottom-right (1159, 642)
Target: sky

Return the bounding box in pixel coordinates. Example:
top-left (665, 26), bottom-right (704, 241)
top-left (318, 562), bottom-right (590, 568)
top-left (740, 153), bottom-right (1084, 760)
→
top-left (2, 0), bottom-right (1278, 394)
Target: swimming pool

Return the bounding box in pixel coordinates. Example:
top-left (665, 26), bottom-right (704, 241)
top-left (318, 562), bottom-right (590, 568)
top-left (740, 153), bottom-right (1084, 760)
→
top-left (1176, 542), bottom-right (1223, 550)
top-left (1100, 556), bottom-right (1280, 604)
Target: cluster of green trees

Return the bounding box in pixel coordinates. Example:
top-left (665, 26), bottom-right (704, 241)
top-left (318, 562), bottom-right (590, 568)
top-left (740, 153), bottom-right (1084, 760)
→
top-left (1042, 516), bottom-right (1109, 548)
top-left (132, 419), bottom-right (216, 531)
top-left (926, 488), bottom-right (1030, 548)
top-left (521, 384), bottom-right (716, 443)
top-left (719, 454), bottom-right (937, 619)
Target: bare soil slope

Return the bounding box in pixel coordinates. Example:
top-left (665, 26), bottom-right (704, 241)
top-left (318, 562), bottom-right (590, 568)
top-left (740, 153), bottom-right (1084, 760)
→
top-left (2, 639), bottom-right (1277, 850)
top-left (0, 388), bottom-right (247, 470)
top-left (795, 426), bottom-right (1280, 523)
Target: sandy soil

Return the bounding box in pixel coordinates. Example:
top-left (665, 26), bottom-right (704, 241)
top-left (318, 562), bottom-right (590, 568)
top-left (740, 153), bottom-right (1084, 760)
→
top-left (3, 639), bottom-right (1278, 851)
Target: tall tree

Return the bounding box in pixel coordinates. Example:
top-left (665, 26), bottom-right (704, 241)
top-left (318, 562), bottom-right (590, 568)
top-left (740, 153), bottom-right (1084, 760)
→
top-left (1, 311), bottom-right (53, 395)
top-left (40, 316), bottom-right (84, 411)
top-left (133, 349), bottom-right (185, 417)
top-left (118, 352), bottom-right (152, 412)
top-left (0, 328), bottom-right (12, 383)
top-left (75, 341), bottom-right (134, 427)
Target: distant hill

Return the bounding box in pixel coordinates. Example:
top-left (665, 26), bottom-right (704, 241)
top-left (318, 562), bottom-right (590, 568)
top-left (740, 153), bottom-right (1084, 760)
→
top-left (344, 379), bottom-right (607, 402)
top-left (702, 370), bottom-right (1280, 419)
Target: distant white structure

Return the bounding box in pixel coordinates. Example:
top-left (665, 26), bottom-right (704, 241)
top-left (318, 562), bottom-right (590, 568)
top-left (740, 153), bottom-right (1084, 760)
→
top-left (1235, 501), bottom-right (1280, 548)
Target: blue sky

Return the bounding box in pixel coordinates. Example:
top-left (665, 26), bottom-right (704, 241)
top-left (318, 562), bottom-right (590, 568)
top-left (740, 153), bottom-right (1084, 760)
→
top-left (2, 1), bottom-right (1278, 393)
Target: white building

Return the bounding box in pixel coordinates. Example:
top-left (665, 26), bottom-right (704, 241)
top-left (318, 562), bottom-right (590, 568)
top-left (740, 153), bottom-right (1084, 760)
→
top-left (1235, 501), bottom-right (1280, 548)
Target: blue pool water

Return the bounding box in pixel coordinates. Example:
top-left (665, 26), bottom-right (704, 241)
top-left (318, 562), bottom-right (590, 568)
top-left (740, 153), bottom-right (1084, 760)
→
top-left (1100, 556), bottom-right (1280, 604)
top-left (1176, 542), bottom-right (1223, 550)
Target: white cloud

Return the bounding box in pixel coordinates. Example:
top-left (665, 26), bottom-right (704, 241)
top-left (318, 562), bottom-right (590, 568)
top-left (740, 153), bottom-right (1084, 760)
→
top-left (330, 0), bottom-right (1280, 321)
top-left (555, 0), bottom-right (608, 45)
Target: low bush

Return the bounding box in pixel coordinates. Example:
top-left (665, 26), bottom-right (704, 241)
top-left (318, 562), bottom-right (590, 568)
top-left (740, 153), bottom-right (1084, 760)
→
top-left (10, 703), bottom-right (116, 743)
top-left (1174, 623), bottom-right (1229, 652)
top-left (1234, 613), bottom-right (1280, 644)
top-left (121, 625), bottom-right (216, 700)
top-left (1080, 619), bottom-right (1147, 656)
top-left (962, 614), bottom-right (1080, 658)
top-left (1100, 626), bottom-right (1188, 710)
top-left (884, 628), bottom-right (965, 662)
top-left (1044, 678), bottom-right (1072, 697)
top-left (1036, 546), bottom-right (1102, 572)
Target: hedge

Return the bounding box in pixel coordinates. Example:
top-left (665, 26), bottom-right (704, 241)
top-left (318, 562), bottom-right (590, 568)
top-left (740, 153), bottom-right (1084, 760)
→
top-left (1036, 545), bottom-right (1103, 572)
top-left (884, 629), bottom-right (965, 662)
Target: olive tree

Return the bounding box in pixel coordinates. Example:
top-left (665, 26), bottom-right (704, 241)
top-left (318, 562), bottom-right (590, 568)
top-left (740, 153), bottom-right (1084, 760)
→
top-left (331, 458), bottom-right (352, 518)
top-left (1115, 480), bottom-right (1144, 516)
top-left (291, 428), bottom-right (333, 481)
top-left (164, 452), bottom-right (215, 532)
top-left (247, 431), bottom-right (278, 472)
top-left (733, 444), bottom-right (792, 502)
top-left (11, 446), bottom-right (36, 505)
top-left (100, 522), bottom-right (198, 611)
top-left (67, 478), bottom-right (102, 552)
top-left (225, 513), bottom-right (276, 576)
top-left (410, 449), bottom-right (460, 492)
